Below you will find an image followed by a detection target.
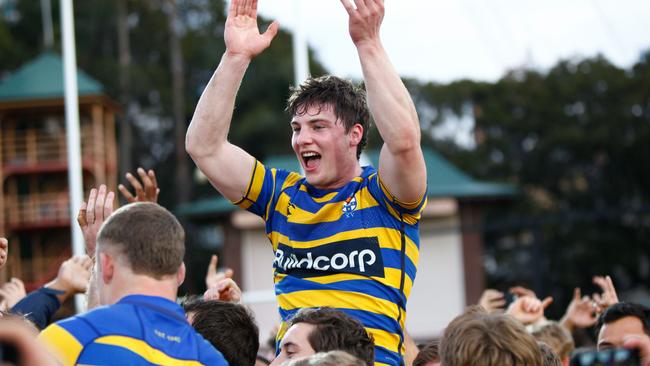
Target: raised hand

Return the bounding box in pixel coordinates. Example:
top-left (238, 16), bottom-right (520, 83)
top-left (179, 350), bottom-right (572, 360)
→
top-left (0, 278), bottom-right (26, 310)
top-left (224, 0), bottom-right (279, 60)
top-left (46, 255), bottom-right (93, 302)
top-left (506, 295), bottom-right (553, 325)
top-left (478, 289), bottom-right (506, 314)
top-left (560, 287), bottom-right (599, 332)
top-left (118, 167), bottom-right (159, 203)
top-left (592, 275), bottom-right (619, 310)
top-left (77, 185), bottom-right (115, 257)
top-left (204, 278), bottom-right (242, 303)
top-left (205, 254), bottom-right (234, 290)
top-left (340, 0), bottom-right (384, 47)
top-left (0, 237), bottom-right (7, 269)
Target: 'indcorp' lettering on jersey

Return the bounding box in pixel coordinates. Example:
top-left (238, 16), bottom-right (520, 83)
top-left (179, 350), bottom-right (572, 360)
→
top-left (273, 237), bottom-right (385, 278)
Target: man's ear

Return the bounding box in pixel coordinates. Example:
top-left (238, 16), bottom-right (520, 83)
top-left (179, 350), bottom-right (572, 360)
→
top-left (99, 252), bottom-right (114, 284)
top-left (349, 123), bottom-right (363, 146)
top-left (177, 262), bottom-right (186, 287)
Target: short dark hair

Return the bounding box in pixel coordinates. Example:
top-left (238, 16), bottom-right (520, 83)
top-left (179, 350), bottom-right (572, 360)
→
top-left (97, 202), bottom-right (184, 278)
top-left (596, 302), bottom-right (650, 338)
top-left (413, 340), bottom-right (440, 366)
top-left (286, 75), bottom-right (370, 160)
top-left (288, 307), bottom-right (374, 366)
top-left (184, 298), bottom-right (259, 366)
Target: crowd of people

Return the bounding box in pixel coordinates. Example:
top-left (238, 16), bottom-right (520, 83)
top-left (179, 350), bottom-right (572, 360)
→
top-left (1, 0), bottom-right (649, 365)
top-left (1, 198), bottom-right (649, 366)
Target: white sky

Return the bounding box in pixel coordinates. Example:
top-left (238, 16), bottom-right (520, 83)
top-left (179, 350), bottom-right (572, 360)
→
top-left (255, 0), bottom-right (650, 83)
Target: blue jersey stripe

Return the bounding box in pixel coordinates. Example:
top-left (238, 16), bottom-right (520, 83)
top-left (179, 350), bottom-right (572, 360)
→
top-left (56, 316), bottom-right (99, 345)
top-left (381, 248), bottom-right (417, 282)
top-left (275, 276), bottom-right (404, 305)
top-left (375, 345), bottom-right (403, 366)
top-left (268, 206), bottom-right (420, 243)
top-left (278, 307), bottom-right (401, 334)
top-left (78, 343), bottom-right (156, 365)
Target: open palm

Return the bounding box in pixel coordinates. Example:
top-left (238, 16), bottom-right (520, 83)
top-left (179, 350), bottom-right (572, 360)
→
top-left (225, 0), bottom-right (278, 59)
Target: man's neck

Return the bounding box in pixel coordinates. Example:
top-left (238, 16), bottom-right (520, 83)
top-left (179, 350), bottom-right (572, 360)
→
top-left (310, 162), bottom-right (363, 190)
top-left (105, 272), bottom-right (178, 306)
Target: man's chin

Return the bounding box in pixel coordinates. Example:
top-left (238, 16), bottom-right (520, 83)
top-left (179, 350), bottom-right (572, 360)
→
top-left (304, 173), bottom-right (326, 188)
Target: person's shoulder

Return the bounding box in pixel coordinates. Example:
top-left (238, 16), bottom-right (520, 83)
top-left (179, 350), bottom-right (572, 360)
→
top-left (39, 311), bottom-right (102, 354)
top-left (56, 303), bottom-right (139, 338)
top-left (79, 302), bottom-right (135, 322)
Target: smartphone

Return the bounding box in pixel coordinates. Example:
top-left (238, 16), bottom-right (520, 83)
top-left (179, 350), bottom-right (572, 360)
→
top-left (570, 348), bottom-right (640, 366)
top-left (504, 291), bottom-right (517, 309)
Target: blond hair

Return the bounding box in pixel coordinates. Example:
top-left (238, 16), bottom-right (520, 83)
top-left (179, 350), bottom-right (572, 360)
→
top-left (441, 306), bottom-right (543, 366)
top-left (532, 321), bottom-right (574, 360)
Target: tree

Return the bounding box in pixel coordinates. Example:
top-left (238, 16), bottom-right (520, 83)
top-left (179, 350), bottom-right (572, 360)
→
top-left (409, 53), bottom-right (650, 317)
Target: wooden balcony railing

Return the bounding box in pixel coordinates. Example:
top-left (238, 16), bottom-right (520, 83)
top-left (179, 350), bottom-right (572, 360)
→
top-left (1, 125), bottom-right (104, 167)
top-left (4, 192), bottom-right (70, 227)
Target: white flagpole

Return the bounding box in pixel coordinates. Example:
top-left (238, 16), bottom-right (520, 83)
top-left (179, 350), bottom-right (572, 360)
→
top-left (60, 0), bottom-right (85, 313)
top-left (292, 0), bottom-right (309, 86)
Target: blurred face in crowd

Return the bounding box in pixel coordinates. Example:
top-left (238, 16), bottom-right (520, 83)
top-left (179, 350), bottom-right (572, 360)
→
top-left (270, 323), bottom-right (317, 366)
top-left (598, 316), bottom-right (648, 349)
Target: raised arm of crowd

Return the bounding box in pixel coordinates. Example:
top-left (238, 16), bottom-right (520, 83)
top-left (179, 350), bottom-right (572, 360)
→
top-left (0, 167), bottom-right (649, 365)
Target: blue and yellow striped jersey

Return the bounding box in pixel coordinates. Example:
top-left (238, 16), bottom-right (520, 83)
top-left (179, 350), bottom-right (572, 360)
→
top-left (38, 295), bottom-right (227, 366)
top-left (235, 162), bottom-right (426, 366)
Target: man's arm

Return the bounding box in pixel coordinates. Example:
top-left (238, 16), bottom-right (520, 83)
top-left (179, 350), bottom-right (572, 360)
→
top-left (341, 0), bottom-right (426, 203)
top-left (11, 255), bottom-right (92, 329)
top-left (186, 0), bottom-right (278, 202)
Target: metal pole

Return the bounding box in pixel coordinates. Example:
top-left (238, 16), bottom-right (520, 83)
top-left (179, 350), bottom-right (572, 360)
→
top-left (292, 0), bottom-right (309, 86)
top-left (40, 0), bottom-right (54, 49)
top-left (61, 0), bottom-right (85, 313)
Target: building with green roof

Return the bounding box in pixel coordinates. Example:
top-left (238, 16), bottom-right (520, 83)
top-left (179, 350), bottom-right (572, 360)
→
top-left (0, 52), bottom-right (118, 293)
top-left (0, 52), bottom-right (104, 103)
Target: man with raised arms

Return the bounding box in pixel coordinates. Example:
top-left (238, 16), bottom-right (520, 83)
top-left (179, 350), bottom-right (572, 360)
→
top-left (186, 1), bottom-right (427, 365)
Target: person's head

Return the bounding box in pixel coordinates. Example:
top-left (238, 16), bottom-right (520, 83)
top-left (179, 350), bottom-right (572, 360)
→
top-left (537, 342), bottom-right (562, 366)
top-left (285, 351), bottom-right (366, 366)
top-left (531, 321), bottom-right (574, 365)
top-left (184, 297), bottom-right (259, 366)
top-left (270, 307), bottom-right (374, 366)
top-left (440, 305), bottom-right (543, 366)
top-left (95, 202), bottom-right (186, 304)
top-left (596, 302), bottom-right (650, 350)
top-left (413, 340), bottom-right (440, 366)
top-left (286, 76), bottom-right (369, 189)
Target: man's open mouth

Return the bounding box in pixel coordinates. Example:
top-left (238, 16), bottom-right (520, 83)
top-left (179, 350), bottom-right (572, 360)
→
top-left (301, 152), bottom-right (321, 170)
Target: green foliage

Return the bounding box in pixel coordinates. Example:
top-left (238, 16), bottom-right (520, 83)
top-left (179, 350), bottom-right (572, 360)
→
top-left (411, 53), bottom-right (650, 315)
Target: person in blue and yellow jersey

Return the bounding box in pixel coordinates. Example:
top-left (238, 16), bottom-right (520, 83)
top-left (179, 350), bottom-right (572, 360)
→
top-left (186, 1), bottom-right (427, 365)
top-left (39, 202), bottom-right (227, 366)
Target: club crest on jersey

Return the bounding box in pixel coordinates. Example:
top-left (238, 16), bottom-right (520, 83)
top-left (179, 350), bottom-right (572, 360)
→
top-left (342, 196), bottom-right (357, 217)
